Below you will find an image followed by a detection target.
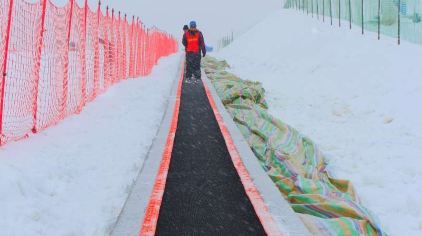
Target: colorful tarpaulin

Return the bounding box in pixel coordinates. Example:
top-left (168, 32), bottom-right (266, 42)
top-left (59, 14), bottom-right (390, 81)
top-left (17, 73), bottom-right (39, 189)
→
top-left (202, 56), bottom-right (388, 236)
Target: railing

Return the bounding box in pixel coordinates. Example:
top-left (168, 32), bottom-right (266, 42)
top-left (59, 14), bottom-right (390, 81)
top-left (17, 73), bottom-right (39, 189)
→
top-left (284, 0), bottom-right (422, 45)
top-left (217, 31), bottom-right (234, 50)
top-left (0, 0), bottom-right (178, 146)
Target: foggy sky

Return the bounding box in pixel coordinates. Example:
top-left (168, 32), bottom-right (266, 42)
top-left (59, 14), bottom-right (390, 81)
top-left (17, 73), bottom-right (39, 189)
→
top-left (50, 0), bottom-right (281, 45)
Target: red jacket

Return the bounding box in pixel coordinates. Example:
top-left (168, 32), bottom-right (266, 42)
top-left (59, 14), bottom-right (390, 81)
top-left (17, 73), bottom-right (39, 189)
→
top-left (182, 29), bottom-right (206, 55)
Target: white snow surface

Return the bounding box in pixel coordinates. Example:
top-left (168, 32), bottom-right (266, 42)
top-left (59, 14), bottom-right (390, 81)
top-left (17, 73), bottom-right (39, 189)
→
top-left (0, 54), bottom-right (180, 236)
top-left (217, 10), bottom-right (422, 236)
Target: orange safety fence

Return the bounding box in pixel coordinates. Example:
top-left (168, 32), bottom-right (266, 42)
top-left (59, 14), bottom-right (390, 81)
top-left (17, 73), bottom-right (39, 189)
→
top-left (0, 0), bottom-right (178, 145)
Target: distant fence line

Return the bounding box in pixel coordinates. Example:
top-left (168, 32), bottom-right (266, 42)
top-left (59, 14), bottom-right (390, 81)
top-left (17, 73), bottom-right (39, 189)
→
top-left (284, 0), bottom-right (422, 45)
top-left (217, 31), bottom-right (234, 50)
top-left (0, 0), bottom-right (178, 145)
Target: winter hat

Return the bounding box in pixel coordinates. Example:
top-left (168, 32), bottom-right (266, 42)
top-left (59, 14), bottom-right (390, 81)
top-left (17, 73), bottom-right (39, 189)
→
top-left (183, 25), bottom-right (189, 31)
top-left (189, 21), bottom-right (197, 28)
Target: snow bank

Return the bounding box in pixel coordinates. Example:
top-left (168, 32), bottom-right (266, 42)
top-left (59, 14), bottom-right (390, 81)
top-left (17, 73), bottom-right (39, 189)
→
top-left (217, 10), bottom-right (422, 236)
top-left (0, 54), bottom-right (180, 236)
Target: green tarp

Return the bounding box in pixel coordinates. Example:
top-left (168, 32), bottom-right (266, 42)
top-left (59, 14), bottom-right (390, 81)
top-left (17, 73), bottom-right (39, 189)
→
top-left (202, 56), bottom-right (387, 236)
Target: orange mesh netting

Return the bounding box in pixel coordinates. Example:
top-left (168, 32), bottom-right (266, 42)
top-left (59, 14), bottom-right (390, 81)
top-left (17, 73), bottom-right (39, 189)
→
top-left (0, 0), bottom-right (178, 145)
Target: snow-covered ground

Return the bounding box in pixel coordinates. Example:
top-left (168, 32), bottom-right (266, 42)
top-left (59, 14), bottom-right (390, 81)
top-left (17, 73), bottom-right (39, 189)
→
top-left (0, 54), bottom-right (180, 236)
top-left (217, 10), bottom-right (422, 236)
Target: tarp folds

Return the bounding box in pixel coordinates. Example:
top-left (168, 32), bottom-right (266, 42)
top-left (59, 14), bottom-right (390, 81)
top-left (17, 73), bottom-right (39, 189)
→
top-left (202, 56), bottom-right (388, 236)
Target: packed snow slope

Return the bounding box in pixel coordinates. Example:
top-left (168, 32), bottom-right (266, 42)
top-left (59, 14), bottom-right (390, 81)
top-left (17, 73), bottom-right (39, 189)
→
top-left (217, 9), bottom-right (422, 236)
top-left (0, 54), bottom-right (180, 236)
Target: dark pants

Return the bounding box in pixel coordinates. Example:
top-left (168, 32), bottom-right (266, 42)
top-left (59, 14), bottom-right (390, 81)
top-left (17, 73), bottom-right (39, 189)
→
top-left (185, 52), bottom-right (201, 79)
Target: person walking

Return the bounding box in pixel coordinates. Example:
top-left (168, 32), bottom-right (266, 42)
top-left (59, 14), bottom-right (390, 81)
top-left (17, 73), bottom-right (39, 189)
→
top-left (182, 25), bottom-right (189, 52)
top-left (183, 25), bottom-right (189, 34)
top-left (182, 21), bottom-right (206, 81)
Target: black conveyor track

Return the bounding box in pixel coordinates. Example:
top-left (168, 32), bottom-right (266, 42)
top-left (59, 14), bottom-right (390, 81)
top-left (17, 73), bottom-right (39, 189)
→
top-left (156, 75), bottom-right (266, 235)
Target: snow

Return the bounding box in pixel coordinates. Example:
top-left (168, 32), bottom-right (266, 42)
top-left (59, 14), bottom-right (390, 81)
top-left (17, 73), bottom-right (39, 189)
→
top-left (0, 54), bottom-right (180, 236)
top-left (216, 10), bottom-right (422, 236)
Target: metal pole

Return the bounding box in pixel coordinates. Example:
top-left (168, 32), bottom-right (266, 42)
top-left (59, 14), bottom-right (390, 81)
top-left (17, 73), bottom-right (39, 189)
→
top-left (323, 0), bottom-right (325, 22)
top-left (361, 0), bottom-right (364, 34)
top-left (317, 0), bottom-right (319, 19)
top-left (398, 0), bottom-right (401, 45)
top-left (130, 15), bottom-right (135, 77)
top-left (378, 0), bottom-right (381, 40)
top-left (63, 0), bottom-right (75, 117)
top-left (329, 0), bottom-right (332, 25)
top-left (307, 0), bottom-right (309, 15)
top-left (31, 0), bottom-right (48, 133)
top-left (81, 0), bottom-right (88, 108)
top-left (338, 0), bottom-right (341, 27)
top-left (312, 0), bottom-right (314, 17)
top-left (0, 0), bottom-right (15, 142)
top-left (93, 0), bottom-right (101, 96)
top-left (349, 0), bottom-right (352, 29)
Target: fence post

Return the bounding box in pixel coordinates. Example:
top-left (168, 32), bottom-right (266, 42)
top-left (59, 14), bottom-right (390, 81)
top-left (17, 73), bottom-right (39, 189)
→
top-left (142, 25), bottom-right (146, 76)
top-left (135, 20), bottom-right (139, 76)
top-left (130, 15), bottom-right (135, 77)
top-left (329, 0), bottom-right (332, 25)
top-left (111, 8), bottom-right (115, 85)
top-left (104, 6), bottom-right (110, 89)
top-left (93, 0), bottom-right (101, 97)
top-left (378, 0), bottom-right (380, 40)
top-left (349, 0), bottom-right (352, 29)
top-left (311, 0), bottom-right (314, 17)
top-left (124, 14), bottom-right (128, 79)
top-left (316, 0), bottom-right (319, 20)
top-left (81, 0), bottom-right (88, 109)
top-left (31, 0), bottom-right (48, 133)
top-left (398, 0), bottom-right (401, 45)
top-left (135, 18), bottom-right (139, 76)
top-left (307, 0), bottom-right (309, 15)
top-left (361, 0), bottom-right (364, 34)
top-left (147, 28), bottom-right (150, 74)
top-left (116, 11), bottom-right (120, 83)
top-left (0, 0), bottom-right (15, 143)
top-left (63, 0), bottom-right (75, 118)
top-left (338, 0), bottom-right (341, 27)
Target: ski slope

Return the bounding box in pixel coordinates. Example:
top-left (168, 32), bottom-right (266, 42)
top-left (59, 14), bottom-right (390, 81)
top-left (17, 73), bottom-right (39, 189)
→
top-left (0, 54), bottom-right (180, 236)
top-left (217, 9), bottom-right (422, 236)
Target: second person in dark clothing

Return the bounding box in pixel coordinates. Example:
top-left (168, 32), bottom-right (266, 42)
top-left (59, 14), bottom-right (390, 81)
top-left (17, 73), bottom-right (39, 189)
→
top-left (182, 21), bottom-right (206, 81)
